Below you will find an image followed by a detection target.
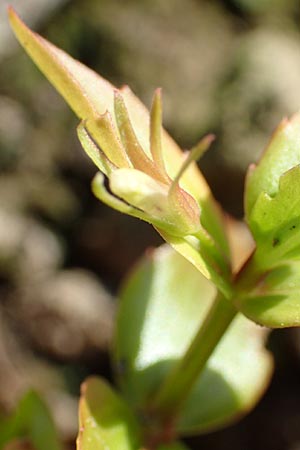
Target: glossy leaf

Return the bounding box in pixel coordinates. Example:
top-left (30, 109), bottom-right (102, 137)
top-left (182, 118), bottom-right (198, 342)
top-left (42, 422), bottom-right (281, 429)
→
top-left (236, 261), bottom-right (300, 327)
top-left (0, 391), bottom-right (62, 450)
top-left (113, 245), bottom-right (273, 434)
top-left (77, 377), bottom-right (141, 450)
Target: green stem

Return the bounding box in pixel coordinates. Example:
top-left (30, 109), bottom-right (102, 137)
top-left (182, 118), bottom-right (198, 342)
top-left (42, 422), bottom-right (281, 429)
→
top-left (149, 291), bottom-right (237, 422)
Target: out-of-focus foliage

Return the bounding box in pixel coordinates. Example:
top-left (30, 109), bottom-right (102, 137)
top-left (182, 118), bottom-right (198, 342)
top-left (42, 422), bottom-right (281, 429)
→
top-left (0, 390), bottom-right (62, 450)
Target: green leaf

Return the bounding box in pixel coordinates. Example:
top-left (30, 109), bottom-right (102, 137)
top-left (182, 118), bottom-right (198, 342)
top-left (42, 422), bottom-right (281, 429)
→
top-left (113, 245), bottom-right (215, 406)
top-left (0, 390), bottom-right (62, 450)
top-left (113, 245), bottom-right (273, 434)
top-left (77, 377), bottom-right (141, 450)
top-left (248, 166), bottom-right (300, 267)
top-left (245, 113), bottom-right (300, 219)
top-left (236, 261), bottom-right (300, 327)
top-left (157, 229), bottom-right (231, 298)
top-left (241, 114), bottom-right (300, 327)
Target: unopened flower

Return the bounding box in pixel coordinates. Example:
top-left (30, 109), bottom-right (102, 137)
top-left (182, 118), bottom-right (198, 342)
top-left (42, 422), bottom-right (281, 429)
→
top-left (9, 7), bottom-right (231, 290)
top-left (79, 89), bottom-right (214, 237)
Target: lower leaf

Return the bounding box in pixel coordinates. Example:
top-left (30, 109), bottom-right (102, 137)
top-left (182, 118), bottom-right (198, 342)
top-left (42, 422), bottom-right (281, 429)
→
top-left (77, 377), bottom-right (141, 450)
top-left (113, 244), bottom-right (273, 434)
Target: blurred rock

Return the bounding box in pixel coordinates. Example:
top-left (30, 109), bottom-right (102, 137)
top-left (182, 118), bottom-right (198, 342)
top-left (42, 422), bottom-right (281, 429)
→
top-left (219, 28), bottom-right (300, 172)
top-left (0, 0), bottom-right (68, 60)
top-left (46, 391), bottom-right (78, 442)
top-left (0, 97), bottom-right (28, 168)
top-left (84, 0), bottom-right (234, 144)
top-left (0, 210), bottom-right (63, 280)
top-left (290, 443), bottom-right (300, 450)
top-left (74, 211), bottom-right (162, 281)
top-left (11, 269), bottom-right (114, 361)
top-left (0, 309), bottom-right (62, 409)
top-left (0, 308), bottom-right (78, 441)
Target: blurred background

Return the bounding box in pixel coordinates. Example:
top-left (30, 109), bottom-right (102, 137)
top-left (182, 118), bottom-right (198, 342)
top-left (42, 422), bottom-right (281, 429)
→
top-left (1, 0), bottom-right (300, 449)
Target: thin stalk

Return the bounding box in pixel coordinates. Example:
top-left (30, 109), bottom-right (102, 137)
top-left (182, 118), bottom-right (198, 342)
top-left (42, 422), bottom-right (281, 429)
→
top-left (149, 291), bottom-right (237, 422)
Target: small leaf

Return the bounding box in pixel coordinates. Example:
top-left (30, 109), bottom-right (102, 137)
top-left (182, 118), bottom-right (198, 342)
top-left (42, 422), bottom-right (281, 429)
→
top-left (245, 113), bottom-right (300, 218)
top-left (0, 390), bottom-right (62, 450)
top-left (236, 261), bottom-right (300, 328)
top-left (113, 245), bottom-right (272, 434)
top-left (248, 166), bottom-right (300, 267)
top-left (77, 377), bottom-right (141, 450)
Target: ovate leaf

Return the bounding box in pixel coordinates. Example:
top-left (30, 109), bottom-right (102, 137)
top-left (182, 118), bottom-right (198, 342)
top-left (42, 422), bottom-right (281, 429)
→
top-left (113, 245), bottom-right (273, 434)
top-left (77, 377), bottom-right (141, 450)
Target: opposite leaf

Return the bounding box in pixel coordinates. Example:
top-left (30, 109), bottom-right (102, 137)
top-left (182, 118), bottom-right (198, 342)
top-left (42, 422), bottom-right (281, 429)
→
top-left (113, 245), bottom-right (273, 435)
top-left (77, 377), bottom-right (141, 450)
